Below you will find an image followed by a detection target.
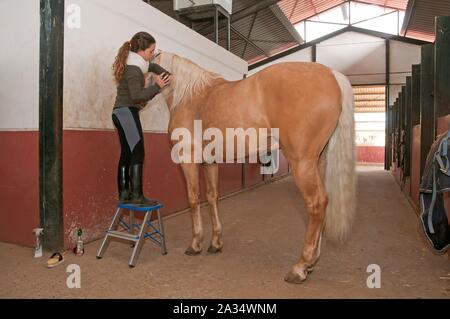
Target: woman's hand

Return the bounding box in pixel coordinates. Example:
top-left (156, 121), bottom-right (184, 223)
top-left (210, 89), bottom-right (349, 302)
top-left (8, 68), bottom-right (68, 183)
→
top-left (156, 73), bottom-right (172, 89)
top-left (144, 74), bottom-right (153, 88)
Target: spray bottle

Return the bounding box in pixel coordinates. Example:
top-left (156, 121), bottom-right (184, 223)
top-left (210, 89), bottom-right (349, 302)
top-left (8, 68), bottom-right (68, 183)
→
top-left (32, 228), bottom-right (44, 258)
top-left (74, 228), bottom-right (84, 256)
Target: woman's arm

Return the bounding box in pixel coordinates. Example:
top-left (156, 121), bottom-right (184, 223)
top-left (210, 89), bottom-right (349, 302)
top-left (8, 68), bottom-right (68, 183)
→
top-left (148, 63), bottom-right (169, 75)
top-left (125, 67), bottom-right (161, 104)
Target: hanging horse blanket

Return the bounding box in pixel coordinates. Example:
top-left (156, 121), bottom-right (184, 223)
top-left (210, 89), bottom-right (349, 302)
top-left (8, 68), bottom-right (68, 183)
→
top-left (419, 130), bottom-right (450, 253)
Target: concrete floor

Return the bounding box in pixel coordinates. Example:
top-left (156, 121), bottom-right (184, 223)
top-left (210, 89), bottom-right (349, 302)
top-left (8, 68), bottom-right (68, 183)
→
top-left (0, 166), bottom-right (449, 299)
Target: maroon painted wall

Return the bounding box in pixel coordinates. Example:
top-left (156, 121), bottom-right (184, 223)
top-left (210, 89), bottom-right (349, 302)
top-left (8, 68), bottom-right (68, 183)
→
top-left (357, 146), bottom-right (385, 164)
top-left (63, 131), bottom-right (194, 248)
top-left (0, 131), bottom-right (39, 247)
top-left (62, 130), bottom-right (290, 249)
top-left (63, 130), bottom-right (118, 248)
top-left (0, 129), bottom-right (290, 248)
top-left (245, 163), bottom-right (264, 187)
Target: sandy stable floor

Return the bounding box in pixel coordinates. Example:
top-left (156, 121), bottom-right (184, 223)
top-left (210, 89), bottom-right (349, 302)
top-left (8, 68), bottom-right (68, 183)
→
top-left (0, 166), bottom-right (448, 298)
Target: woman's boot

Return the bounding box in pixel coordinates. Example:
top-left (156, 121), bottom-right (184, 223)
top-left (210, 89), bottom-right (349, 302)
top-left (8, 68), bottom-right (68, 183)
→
top-left (128, 164), bottom-right (158, 206)
top-left (118, 165), bottom-right (130, 203)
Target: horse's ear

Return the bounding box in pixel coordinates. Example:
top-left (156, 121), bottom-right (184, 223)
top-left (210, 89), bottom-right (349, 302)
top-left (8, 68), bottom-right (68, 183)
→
top-left (157, 52), bottom-right (171, 70)
top-left (153, 51), bottom-right (162, 61)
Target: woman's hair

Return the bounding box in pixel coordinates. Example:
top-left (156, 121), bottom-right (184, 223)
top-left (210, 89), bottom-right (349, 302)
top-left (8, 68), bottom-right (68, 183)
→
top-left (112, 32), bottom-right (156, 84)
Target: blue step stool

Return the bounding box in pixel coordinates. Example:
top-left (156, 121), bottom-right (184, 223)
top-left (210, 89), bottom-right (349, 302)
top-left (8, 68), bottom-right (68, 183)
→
top-left (96, 201), bottom-right (167, 267)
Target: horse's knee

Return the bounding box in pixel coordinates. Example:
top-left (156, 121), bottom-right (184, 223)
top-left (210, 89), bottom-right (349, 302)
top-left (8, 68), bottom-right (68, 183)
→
top-left (305, 193), bottom-right (328, 217)
top-left (189, 199), bottom-right (200, 209)
top-left (187, 191), bottom-right (200, 208)
top-left (206, 189), bottom-right (218, 205)
top-left (319, 193), bottom-right (328, 210)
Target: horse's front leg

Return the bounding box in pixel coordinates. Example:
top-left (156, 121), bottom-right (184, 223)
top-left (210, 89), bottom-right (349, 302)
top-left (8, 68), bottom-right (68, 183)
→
top-left (203, 163), bottom-right (223, 253)
top-left (180, 163), bottom-right (203, 255)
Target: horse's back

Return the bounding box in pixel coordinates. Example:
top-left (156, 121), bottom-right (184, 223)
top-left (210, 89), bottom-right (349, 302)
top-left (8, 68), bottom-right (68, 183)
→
top-left (197, 61), bottom-right (343, 156)
top-left (253, 61), bottom-right (338, 86)
top-left (247, 62), bottom-right (343, 156)
top-left (250, 61), bottom-right (342, 116)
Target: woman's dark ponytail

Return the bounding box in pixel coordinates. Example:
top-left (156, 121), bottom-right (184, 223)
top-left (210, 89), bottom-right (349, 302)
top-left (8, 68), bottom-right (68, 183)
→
top-left (112, 32), bottom-right (155, 84)
top-left (113, 41), bottom-right (131, 84)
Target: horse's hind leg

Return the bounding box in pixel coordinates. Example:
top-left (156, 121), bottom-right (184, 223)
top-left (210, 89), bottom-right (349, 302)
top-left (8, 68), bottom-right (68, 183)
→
top-left (180, 163), bottom-right (203, 255)
top-left (285, 158), bottom-right (327, 284)
top-left (203, 163), bottom-right (223, 253)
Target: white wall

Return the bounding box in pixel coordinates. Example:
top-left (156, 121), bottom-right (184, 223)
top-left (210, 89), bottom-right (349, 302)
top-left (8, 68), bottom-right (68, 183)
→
top-left (64, 0), bottom-right (247, 132)
top-left (248, 31), bottom-right (422, 92)
top-left (389, 84), bottom-right (403, 106)
top-left (389, 40), bottom-right (421, 85)
top-left (317, 32), bottom-right (386, 85)
top-left (388, 40), bottom-right (421, 105)
top-left (0, 0), bottom-right (40, 130)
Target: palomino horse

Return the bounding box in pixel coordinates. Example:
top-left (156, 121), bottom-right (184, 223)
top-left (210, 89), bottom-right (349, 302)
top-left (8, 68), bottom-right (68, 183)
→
top-left (153, 52), bottom-right (356, 284)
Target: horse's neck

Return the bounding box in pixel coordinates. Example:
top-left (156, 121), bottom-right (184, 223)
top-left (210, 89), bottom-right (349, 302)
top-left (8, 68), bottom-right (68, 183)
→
top-left (166, 77), bottom-right (228, 116)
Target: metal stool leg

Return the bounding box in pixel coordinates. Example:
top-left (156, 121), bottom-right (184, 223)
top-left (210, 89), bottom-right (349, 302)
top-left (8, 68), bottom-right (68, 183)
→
top-left (157, 209), bottom-right (167, 255)
top-left (129, 211), bottom-right (135, 234)
top-left (97, 207), bottom-right (122, 259)
top-left (129, 210), bottom-right (151, 267)
top-left (128, 211), bottom-right (136, 248)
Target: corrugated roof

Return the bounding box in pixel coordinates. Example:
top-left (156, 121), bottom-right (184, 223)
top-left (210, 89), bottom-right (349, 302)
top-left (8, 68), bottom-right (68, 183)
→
top-left (232, 0), bottom-right (261, 13)
top-left (147, 0), bottom-right (301, 62)
top-left (277, 0), bottom-right (408, 25)
top-left (402, 0), bottom-right (450, 42)
top-left (356, 0), bottom-right (408, 10)
top-left (147, 0), bottom-right (447, 64)
top-left (278, 0), bottom-right (345, 25)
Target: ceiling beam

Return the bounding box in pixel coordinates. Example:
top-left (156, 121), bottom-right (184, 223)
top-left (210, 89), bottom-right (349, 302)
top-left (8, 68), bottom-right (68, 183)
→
top-left (400, 0), bottom-right (416, 36)
top-left (171, 0), bottom-right (301, 59)
top-left (194, 0), bottom-right (280, 34)
top-left (242, 12), bottom-right (259, 59)
top-left (230, 25), bottom-right (269, 57)
top-left (232, 0), bottom-right (280, 22)
top-left (191, 1), bottom-right (290, 59)
top-left (249, 25), bottom-right (430, 70)
top-left (269, 4), bottom-right (303, 43)
top-left (249, 26), bottom-right (352, 70)
top-left (352, 0), bottom-right (406, 11)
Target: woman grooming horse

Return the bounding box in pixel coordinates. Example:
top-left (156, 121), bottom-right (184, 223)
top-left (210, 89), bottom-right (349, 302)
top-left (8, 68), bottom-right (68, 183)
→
top-left (112, 32), bottom-right (172, 205)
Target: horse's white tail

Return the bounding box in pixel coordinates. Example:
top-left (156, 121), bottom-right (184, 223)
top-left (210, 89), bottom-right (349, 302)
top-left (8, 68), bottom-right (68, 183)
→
top-left (324, 71), bottom-right (356, 242)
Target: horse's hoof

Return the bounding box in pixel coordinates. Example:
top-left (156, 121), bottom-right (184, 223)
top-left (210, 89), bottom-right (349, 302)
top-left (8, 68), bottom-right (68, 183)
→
top-left (207, 245), bottom-right (222, 254)
top-left (185, 247), bottom-right (201, 256)
top-left (284, 270), bottom-right (307, 284)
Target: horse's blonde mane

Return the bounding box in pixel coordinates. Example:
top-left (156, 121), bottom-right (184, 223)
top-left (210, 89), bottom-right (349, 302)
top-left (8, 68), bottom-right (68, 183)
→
top-left (159, 52), bottom-right (223, 108)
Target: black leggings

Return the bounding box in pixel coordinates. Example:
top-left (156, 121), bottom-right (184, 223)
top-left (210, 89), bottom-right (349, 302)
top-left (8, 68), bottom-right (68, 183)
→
top-left (112, 106), bottom-right (145, 166)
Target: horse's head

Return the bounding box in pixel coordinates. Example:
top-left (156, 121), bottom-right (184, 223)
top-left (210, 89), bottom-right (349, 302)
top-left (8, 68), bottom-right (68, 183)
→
top-left (152, 51), bottom-right (222, 111)
top-left (151, 51), bottom-right (176, 107)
